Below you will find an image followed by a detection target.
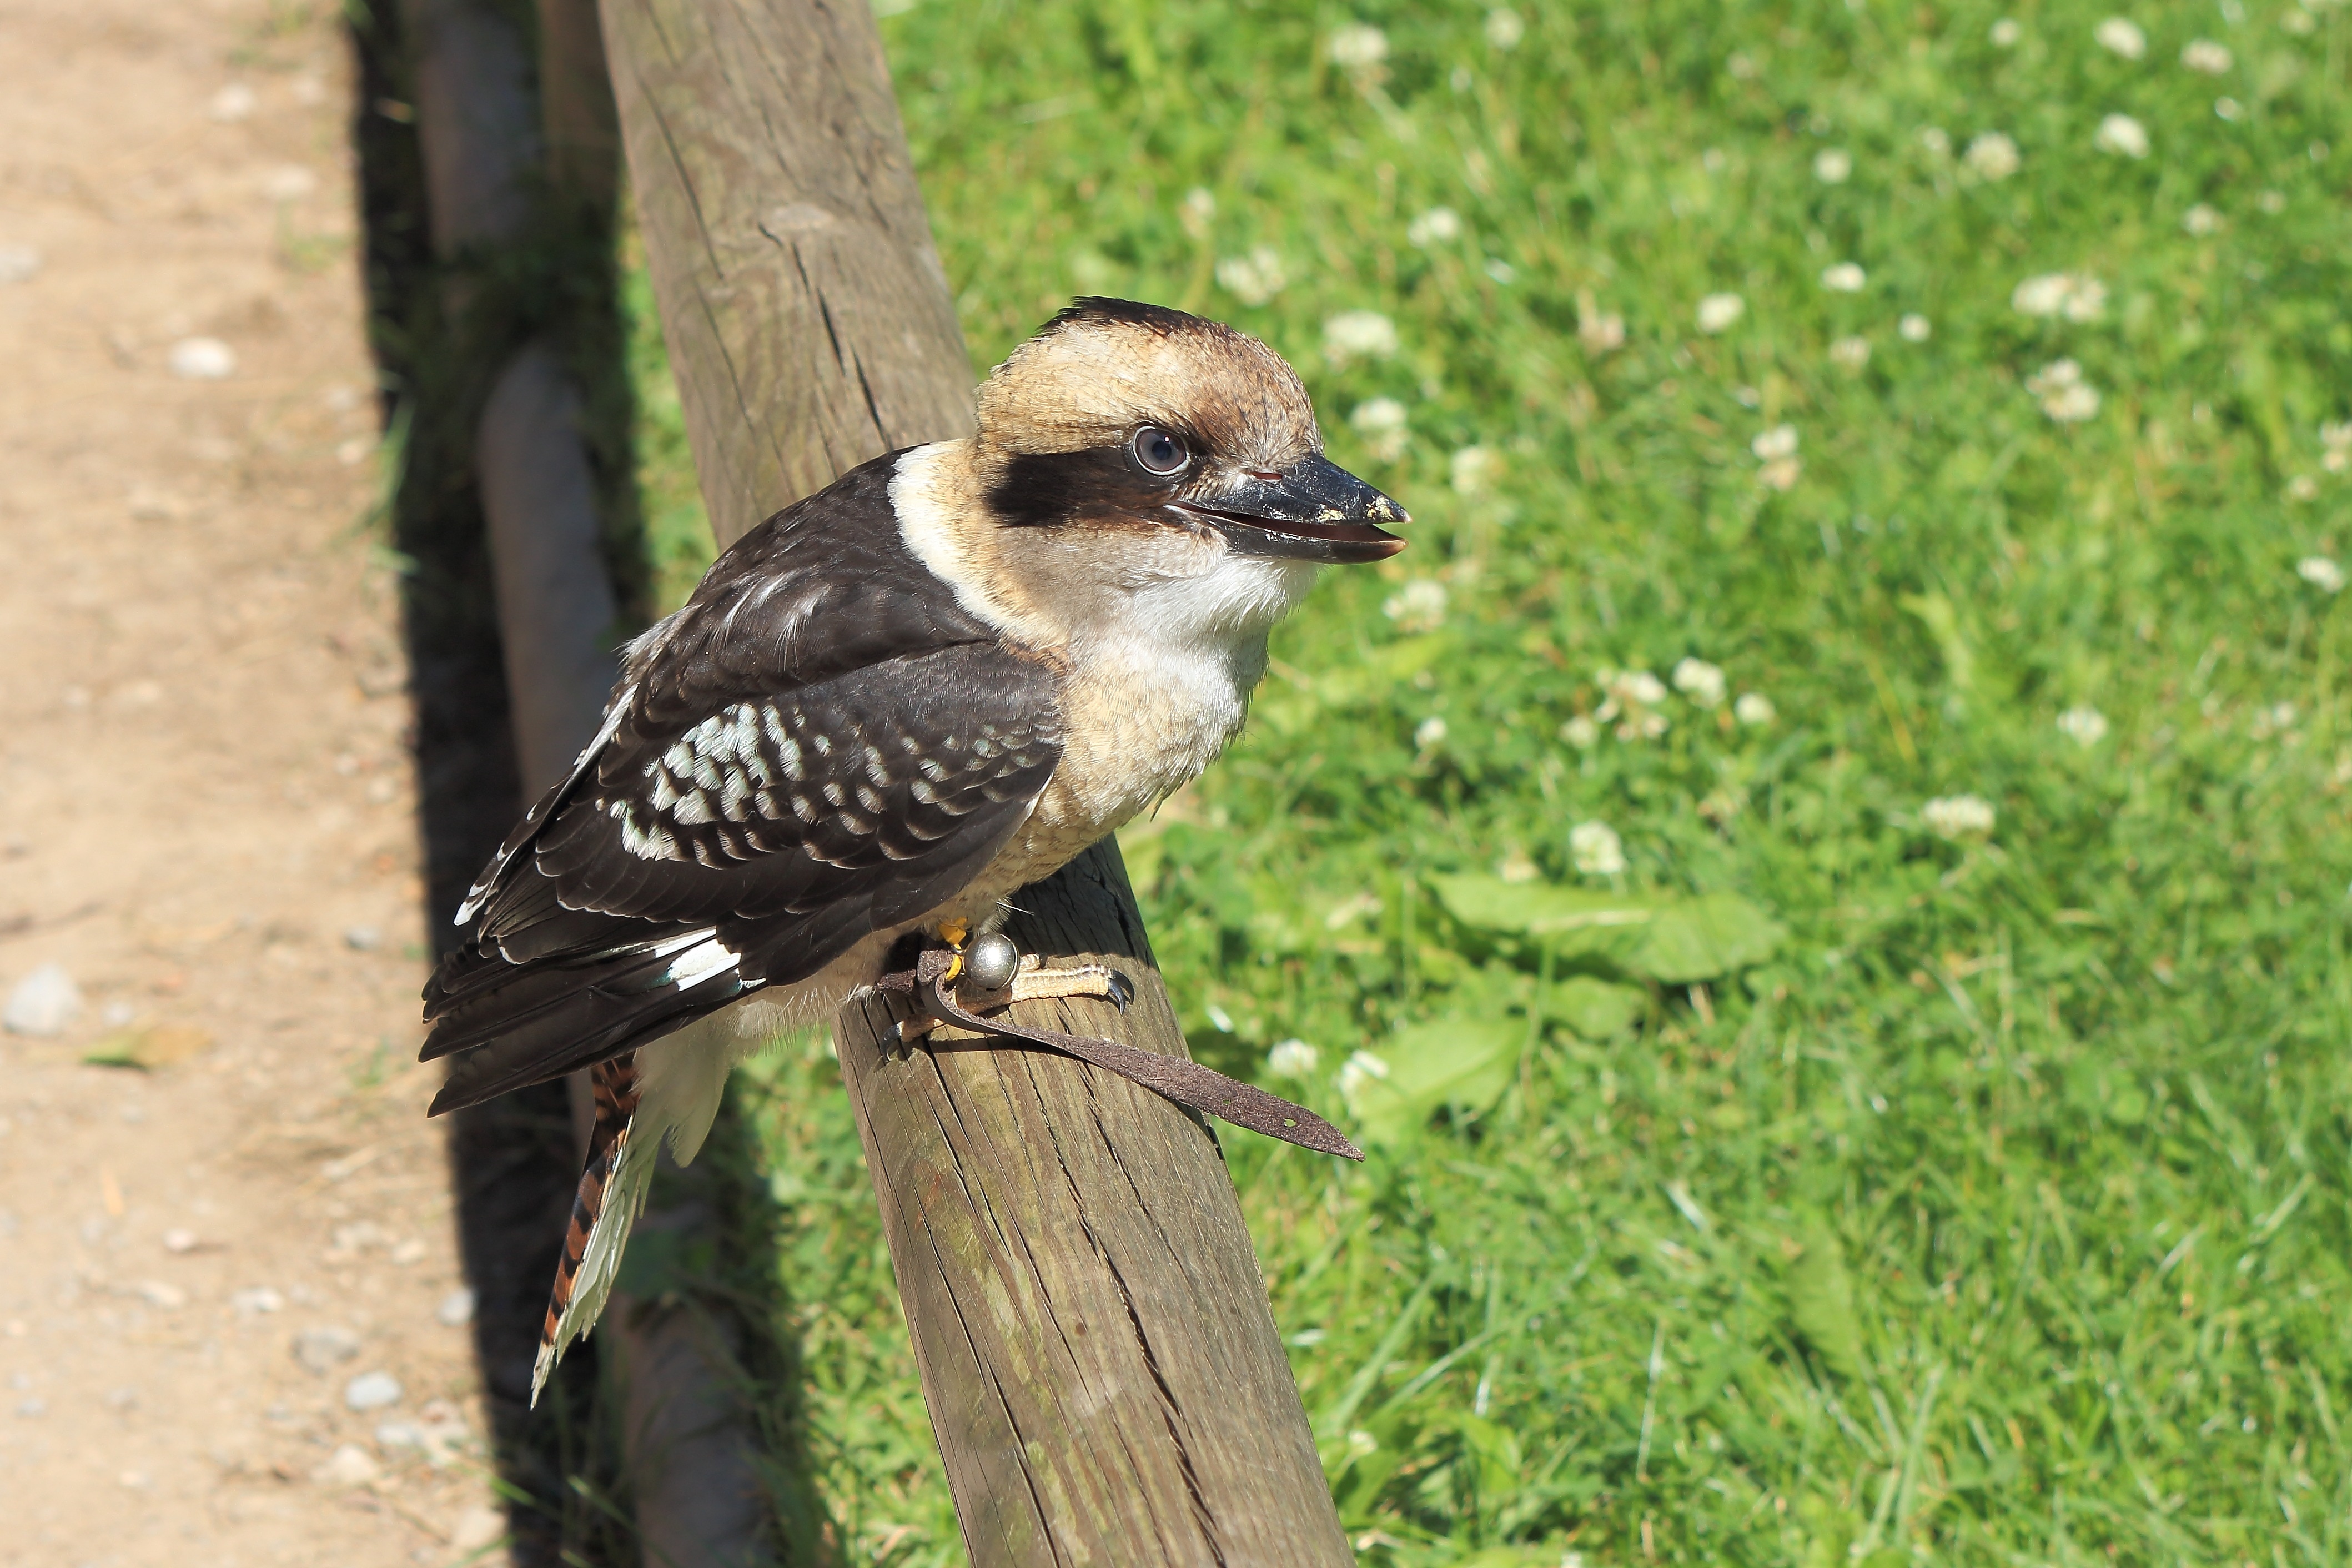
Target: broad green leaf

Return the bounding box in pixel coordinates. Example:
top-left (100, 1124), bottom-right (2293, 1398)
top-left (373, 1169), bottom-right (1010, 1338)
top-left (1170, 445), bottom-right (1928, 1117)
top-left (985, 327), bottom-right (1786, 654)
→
top-left (1787, 1226), bottom-right (1868, 1386)
top-left (1435, 876), bottom-right (1783, 982)
top-left (1545, 975), bottom-right (1647, 1038)
top-left (1343, 1016), bottom-right (1523, 1142)
top-left (1629, 892), bottom-right (1785, 983)
top-left (1430, 873), bottom-right (1657, 938)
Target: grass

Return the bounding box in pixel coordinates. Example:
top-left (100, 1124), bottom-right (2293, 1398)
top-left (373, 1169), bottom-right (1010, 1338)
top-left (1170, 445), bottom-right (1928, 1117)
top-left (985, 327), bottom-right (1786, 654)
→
top-left (621, 1), bottom-right (2352, 1562)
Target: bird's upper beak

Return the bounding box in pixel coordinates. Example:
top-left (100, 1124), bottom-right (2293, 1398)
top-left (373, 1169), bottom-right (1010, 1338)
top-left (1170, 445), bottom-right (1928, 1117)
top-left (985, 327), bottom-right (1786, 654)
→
top-left (1179, 452), bottom-right (1409, 564)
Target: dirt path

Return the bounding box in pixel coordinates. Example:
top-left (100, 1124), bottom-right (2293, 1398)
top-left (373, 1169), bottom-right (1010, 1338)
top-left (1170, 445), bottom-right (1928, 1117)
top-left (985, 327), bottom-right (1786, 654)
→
top-left (0, 0), bottom-right (506, 1561)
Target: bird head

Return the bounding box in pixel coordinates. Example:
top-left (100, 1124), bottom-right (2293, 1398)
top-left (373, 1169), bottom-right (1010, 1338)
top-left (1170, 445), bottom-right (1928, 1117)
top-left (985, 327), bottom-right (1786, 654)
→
top-left (972, 298), bottom-right (1408, 567)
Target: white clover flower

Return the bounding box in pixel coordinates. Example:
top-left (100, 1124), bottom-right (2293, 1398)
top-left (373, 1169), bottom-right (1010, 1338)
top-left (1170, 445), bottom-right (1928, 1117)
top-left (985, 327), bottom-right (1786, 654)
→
top-left (2298, 556), bottom-right (2346, 593)
top-left (1612, 669), bottom-right (1667, 706)
top-left (1337, 1049), bottom-right (1390, 1103)
top-left (1329, 22), bottom-right (1389, 69)
top-left (1758, 458), bottom-right (1802, 491)
top-left (1751, 424), bottom-right (1799, 461)
top-left (1449, 445), bottom-right (1495, 495)
top-left (2095, 16), bottom-right (2148, 58)
top-left (1570, 821), bottom-right (1627, 877)
top-left (1734, 692), bottom-right (1777, 726)
top-left (2258, 188), bottom-right (2286, 213)
top-left (2289, 475), bottom-right (2320, 501)
top-left (2183, 203), bottom-right (2223, 236)
top-left (2016, 275), bottom-right (2081, 321)
top-left (1814, 148), bottom-right (1853, 183)
top-left (1414, 715), bottom-right (1449, 749)
top-left (1323, 310), bottom-right (1399, 366)
top-left (1898, 313), bottom-right (1933, 342)
top-left (2012, 272), bottom-right (2105, 321)
top-left (1484, 8), bottom-right (1525, 49)
top-left (1406, 207), bottom-right (1461, 248)
top-left (2324, 423), bottom-right (2352, 450)
top-left (1672, 657), bottom-right (1727, 707)
top-left (2058, 705), bottom-right (2110, 745)
top-left (1383, 576), bottom-right (1448, 630)
top-left (1179, 187), bottom-right (1216, 239)
top-left (1267, 1039), bottom-right (1320, 1079)
top-left (1214, 246), bottom-right (1288, 306)
top-left (1561, 715), bottom-right (1600, 748)
top-left (1991, 18), bottom-right (2022, 46)
top-left (1821, 262), bottom-right (1867, 293)
top-left (1594, 669), bottom-right (1670, 739)
top-left (1497, 848), bottom-right (1539, 883)
top-left (2095, 113), bottom-right (2151, 159)
top-left (2182, 38), bottom-right (2234, 73)
top-left (2027, 358), bottom-right (2102, 422)
top-left (1830, 335), bottom-right (1872, 370)
top-left (1922, 793), bottom-right (1997, 839)
top-left (2251, 701), bottom-right (2300, 739)
top-left (1578, 305), bottom-right (1626, 354)
top-left (1351, 396), bottom-right (1410, 461)
top-left (1918, 126), bottom-right (1953, 157)
top-left (1963, 131), bottom-right (2022, 181)
top-left (2284, 7), bottom-right (2317, 35)
top-left (2218, 97), bottom-right (2246, 122)
top-left (1696, 292), bottom-right (1745, 334)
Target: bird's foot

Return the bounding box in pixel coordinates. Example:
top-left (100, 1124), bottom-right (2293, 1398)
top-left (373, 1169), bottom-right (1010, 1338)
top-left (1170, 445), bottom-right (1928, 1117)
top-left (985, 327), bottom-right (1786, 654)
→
top-left (995, 953), bottom-right (1135, 1012)
top-left (873, 932), bottom-right (1360, 1160)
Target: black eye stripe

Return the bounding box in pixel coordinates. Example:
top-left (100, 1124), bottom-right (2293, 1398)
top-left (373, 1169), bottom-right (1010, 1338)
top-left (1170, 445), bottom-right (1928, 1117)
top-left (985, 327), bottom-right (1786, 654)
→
top-left (986, 431), bottom-right (1208, 528)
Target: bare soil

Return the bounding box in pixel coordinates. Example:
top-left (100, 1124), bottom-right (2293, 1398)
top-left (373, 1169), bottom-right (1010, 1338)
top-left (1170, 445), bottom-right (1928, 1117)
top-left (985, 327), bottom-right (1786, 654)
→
top-left (0, 0), bottom-right (507, 1560)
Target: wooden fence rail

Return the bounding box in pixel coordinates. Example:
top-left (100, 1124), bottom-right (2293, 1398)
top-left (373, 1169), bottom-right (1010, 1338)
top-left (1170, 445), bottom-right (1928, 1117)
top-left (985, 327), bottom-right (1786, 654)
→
top-left (599, 0), bottom-right (1356, 1560)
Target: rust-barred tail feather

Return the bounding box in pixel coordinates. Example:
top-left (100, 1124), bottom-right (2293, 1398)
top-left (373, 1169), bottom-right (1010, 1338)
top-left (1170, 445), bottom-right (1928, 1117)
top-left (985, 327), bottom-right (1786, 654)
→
top-left (530, 1054), bottom-right (642, 1405)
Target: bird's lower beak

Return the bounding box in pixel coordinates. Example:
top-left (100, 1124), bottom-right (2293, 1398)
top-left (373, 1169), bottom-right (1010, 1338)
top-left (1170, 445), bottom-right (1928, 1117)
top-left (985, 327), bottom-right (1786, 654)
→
top-left (1180, 453), bottom-right (1409, 564)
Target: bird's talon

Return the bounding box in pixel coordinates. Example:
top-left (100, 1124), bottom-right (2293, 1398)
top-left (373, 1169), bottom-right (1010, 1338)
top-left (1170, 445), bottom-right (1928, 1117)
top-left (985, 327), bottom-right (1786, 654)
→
top-left (1106, 970), bottom-right (1135, 1012)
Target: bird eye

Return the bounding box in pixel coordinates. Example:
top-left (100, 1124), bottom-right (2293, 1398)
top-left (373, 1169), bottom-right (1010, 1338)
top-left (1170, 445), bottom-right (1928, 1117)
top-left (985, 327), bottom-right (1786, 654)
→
top-left (1130, 425), bottom-right (1189, 476)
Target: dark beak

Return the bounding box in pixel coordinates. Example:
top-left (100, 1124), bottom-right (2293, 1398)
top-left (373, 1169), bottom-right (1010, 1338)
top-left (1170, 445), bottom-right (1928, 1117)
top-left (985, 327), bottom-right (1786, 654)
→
top-left (1179, 452), bottom-right (1409, 564)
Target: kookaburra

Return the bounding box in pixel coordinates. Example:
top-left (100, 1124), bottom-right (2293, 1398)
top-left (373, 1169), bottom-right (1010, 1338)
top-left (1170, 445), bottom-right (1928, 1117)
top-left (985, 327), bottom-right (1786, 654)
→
top-left (420, 298), bottom-right (1408, 1399)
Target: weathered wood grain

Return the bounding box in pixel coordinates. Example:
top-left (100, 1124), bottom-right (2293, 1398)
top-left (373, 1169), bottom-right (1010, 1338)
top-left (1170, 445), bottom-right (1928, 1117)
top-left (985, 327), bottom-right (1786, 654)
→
top-left (601, 0), bottom-right (974, 548)
top-left (601, 0), bottom-right (1354, 1559)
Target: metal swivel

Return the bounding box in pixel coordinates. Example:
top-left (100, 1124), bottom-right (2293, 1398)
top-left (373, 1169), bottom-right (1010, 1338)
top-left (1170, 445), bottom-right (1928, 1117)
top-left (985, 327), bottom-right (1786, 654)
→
top-left (962, 932), bottom-right (1021, 992)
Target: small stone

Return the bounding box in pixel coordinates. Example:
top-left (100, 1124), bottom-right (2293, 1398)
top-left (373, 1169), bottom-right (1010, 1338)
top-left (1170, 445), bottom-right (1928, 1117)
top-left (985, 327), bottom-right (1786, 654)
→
top-left (313, 1443), bottom-right (379, 1486)
top-left (105, 1386), bottom-right (139, 1410)
top-left (127, 486), bottom-right (187, 523)
top-left (435, 1288), bottom-right (475, 1328)
top-left (168, 338), bottom-right (237, 380)
top-left (343, 925), bottom-right (382, 952)
top-left (208, 82), bottom-right (257, 123)
top-left (293, 1325), bottom-right (361, 1372)
top-left (449, 1506), bottom-right (506, 1552)
top-left (388, 1238), bottom-right (425, 1266)
top-left (162, 1228), bottom-right (199, 1254)
top-left (344, 1370), bottom-right (402, 1411)
top-left (0, 245), bottom-right (41, 285)
top-left (4, 964), bottom-right (82, 1037)
top-left (16, 1398), bottom-right (46, 1418)
top-left (260, 164), bottom-right (317, 201)
top-left (231, 1287), bottom-right (284, 1316)
top-left (138, 1281), bottom-right (187, 1309)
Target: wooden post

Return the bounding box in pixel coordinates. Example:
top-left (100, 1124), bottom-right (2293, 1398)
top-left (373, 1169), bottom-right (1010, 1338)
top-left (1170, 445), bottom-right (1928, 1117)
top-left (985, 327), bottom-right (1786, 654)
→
top-left (600, 1), bottom-right (1356, 1561)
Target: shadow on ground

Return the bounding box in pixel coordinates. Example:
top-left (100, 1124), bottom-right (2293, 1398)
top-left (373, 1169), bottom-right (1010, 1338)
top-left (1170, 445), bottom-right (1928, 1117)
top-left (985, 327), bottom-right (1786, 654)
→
top-left (343, 3), bottom-right (834, 1561)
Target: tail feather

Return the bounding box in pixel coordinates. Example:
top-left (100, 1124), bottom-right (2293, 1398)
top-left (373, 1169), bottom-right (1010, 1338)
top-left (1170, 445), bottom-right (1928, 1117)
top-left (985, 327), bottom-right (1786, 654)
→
top-left (531, 1053), bottom-right (652, 1405)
